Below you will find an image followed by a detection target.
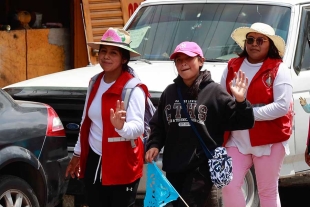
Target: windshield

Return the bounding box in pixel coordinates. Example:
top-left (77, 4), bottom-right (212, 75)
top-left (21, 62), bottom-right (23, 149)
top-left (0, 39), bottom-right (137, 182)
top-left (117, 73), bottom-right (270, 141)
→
top-left (127, 3), bottom-right (291, 61)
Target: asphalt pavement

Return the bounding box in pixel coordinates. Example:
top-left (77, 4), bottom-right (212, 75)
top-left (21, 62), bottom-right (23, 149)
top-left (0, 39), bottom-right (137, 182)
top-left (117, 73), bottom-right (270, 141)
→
top-left (135, 186), bottom-right (310, 207)
top-left (279, 185), bottom-right (310, 207)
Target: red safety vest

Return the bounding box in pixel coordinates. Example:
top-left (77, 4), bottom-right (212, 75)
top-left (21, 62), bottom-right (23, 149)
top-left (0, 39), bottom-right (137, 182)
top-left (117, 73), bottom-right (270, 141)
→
top-left (79, 71), bottom-right (144, 185)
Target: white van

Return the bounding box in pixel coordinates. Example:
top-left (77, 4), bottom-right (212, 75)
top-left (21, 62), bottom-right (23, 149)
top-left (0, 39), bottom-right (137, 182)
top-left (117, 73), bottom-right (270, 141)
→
top-left (3, 0), bottom-right (310, 206)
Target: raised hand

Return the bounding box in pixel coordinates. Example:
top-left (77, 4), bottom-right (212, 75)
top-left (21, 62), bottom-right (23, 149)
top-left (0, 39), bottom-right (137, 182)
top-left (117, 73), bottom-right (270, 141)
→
top-left (110, 100), bottom-right (126, 130)
top-left (229, 70), bottom-right (248, 103)
top-left (299, 97), bottom-right (307, 106)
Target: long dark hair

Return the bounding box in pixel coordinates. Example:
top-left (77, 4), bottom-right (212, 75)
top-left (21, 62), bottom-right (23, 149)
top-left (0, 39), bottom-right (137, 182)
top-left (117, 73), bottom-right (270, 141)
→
top-left (238, 35), bottom-right (282, 59)
top-left (120, 48), bottom-right (130, 71)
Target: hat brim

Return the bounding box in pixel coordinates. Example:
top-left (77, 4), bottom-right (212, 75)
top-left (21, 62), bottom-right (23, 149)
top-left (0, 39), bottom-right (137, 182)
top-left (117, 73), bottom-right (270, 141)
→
top-left (170, 51), bottom-right (200, 60)
top-left (87, 42), bottom-right (141, 58)
top-left (231, 27), bottom-right (286, 57)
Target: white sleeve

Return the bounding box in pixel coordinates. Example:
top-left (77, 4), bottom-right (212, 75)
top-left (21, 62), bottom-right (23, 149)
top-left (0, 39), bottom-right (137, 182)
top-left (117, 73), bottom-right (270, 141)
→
top-left (115, 87), bottom-right (145, 139)
top-left (220, 66), bottom-right (229, 88)
top-left (73, 82), bottom-right (93, 156)
top-left (254, 63), bottom-right (293, 121)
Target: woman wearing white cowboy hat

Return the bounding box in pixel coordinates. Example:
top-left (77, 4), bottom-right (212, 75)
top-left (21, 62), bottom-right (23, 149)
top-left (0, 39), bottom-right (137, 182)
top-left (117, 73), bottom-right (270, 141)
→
top-left (65, 27), bottom-right (148, 207)
top-left (220, 22), bottom-right (293, 207)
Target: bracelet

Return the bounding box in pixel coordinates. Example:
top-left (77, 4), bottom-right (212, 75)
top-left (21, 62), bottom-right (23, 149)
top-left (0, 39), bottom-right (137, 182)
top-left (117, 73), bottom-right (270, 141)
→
top-left (73, 152), bottom-right (80, 157)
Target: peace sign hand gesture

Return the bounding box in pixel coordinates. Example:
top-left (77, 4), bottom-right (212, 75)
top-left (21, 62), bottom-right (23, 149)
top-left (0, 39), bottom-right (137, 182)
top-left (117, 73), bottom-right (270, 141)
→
top-left (229, 70), bottom-right (248, 103)
top-left (110, 100), bottom-right (126, 130)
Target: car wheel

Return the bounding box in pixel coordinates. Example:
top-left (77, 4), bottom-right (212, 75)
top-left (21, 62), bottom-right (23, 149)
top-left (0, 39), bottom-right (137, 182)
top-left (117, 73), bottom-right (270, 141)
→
top-left (0, 175), bottom-right (40, 207)
top-left (243, 167), bottom-right (259, 207)
top-left (207, 167), bottom-right (259, 207)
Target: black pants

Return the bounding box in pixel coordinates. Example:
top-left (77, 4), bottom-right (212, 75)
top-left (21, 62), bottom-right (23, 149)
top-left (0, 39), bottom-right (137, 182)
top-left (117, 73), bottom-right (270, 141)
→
top-left (84, 148), bottom-right (140, 207)
top-left (166, 164), bottom-right (213, 207)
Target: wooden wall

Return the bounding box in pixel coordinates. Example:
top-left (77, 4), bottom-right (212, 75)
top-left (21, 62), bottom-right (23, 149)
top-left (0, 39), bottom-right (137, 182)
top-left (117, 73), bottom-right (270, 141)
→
top-left (0, 29), bottom-right (70, 87)
top-left (27, 29), bottom-right (70, 79)
top-left (0, 30), bottom-right (26, 87)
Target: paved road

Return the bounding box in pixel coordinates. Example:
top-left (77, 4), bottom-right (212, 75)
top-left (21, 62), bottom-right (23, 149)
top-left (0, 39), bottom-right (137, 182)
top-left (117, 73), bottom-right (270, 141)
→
top-left (280, 185), bottom-right (310, 207)
top-left (135, 186), bottom-right (310, 207)
top-left (63, 185), bottom-right (310, 206)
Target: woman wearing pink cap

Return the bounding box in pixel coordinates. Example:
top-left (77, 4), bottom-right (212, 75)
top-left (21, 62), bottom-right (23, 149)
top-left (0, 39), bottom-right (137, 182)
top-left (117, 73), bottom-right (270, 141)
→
top-left (145, 41), bottom-right (254, 206)
top-left (65, 28), bottom-right (148, 207)
top-left (221, 22), bottom-right (293, 207)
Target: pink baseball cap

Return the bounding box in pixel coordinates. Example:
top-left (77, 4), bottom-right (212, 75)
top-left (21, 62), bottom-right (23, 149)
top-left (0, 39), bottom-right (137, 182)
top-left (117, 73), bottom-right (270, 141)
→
top-left (170, 41), bottom-right (204, 60)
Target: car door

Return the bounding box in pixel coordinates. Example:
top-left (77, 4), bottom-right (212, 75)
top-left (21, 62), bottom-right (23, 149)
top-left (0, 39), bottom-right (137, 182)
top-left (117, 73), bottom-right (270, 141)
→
top-left (291, 4), bottom-right (310, 173)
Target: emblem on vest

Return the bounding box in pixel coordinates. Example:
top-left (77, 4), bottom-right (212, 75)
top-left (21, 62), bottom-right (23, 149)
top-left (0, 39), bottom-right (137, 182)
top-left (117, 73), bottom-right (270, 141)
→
top-left (262, 71), bottom-right (274, 88)
top-left (126, 187), bottom-right (133, 191)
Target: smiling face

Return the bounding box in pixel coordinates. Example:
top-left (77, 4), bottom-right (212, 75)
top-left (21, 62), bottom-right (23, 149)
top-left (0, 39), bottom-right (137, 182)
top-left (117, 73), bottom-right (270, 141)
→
top-left (174, 53), bottom-right (204, 86)
top-left (245, 32), bottom-right (270, 64)
top-left (98, 45), bottom-right (128, 82)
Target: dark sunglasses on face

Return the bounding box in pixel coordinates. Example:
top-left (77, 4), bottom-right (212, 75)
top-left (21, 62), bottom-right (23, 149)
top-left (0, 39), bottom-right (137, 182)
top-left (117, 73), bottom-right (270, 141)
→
top-left (245, 37), bottom-right (268, 46)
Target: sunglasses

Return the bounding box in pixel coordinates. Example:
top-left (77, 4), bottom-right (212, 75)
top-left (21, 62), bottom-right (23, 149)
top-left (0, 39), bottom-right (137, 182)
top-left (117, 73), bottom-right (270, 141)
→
top-left (245, 37), bottom-right (268, 46)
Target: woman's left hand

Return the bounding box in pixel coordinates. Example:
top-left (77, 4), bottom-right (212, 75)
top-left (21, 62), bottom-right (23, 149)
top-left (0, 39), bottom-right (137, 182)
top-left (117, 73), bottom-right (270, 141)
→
top-left (110, 100), bottom-right (126, 130)
top-left (229, 70), bottom-right (248, 102)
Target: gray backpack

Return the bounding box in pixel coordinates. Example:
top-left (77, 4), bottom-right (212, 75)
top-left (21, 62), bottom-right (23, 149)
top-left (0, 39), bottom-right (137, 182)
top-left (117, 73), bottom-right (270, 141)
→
top-left (122, 77), bottom-right (156, 153)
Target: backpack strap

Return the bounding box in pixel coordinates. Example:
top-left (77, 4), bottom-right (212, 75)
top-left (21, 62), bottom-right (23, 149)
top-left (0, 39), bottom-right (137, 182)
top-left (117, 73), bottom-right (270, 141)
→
top-left (121, 77), bottom-right (146, 148)
top-left (122, 77), bottom-right (142, 109)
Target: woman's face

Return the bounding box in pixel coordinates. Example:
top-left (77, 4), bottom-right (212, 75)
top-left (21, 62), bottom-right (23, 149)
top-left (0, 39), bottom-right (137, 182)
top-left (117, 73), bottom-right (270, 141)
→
top-left (174, 53), bottom-right (204, 86)
top-left (245, 32), bottom-right (270, 64)
top-left (98, 45), bottom-right (127, 73)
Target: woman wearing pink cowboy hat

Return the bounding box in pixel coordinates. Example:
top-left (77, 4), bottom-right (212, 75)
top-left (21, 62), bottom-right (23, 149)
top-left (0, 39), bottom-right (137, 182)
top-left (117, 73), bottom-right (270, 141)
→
top-left (221, 22), bottom-right (293, 207)
top-left (65, 27), bottom-right (148, 207)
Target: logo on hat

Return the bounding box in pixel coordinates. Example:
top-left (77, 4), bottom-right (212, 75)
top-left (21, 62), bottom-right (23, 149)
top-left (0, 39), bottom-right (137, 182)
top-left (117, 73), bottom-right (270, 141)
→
top-left (179, 43), bottom-right (187, 49)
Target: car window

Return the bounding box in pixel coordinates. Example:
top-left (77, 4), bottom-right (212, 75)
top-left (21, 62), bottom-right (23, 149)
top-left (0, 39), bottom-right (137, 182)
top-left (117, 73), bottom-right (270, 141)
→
top-left (293, 6), bottom-right (310, 75)
top-left (127, 3), bottom-right (291, 61)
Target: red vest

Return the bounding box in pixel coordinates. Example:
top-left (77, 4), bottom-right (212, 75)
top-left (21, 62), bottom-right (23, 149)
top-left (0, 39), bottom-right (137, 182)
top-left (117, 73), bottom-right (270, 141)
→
top-left (79, 71), bottom-right (144, 185)
top-left (225, 57), bottom-right (293, 146)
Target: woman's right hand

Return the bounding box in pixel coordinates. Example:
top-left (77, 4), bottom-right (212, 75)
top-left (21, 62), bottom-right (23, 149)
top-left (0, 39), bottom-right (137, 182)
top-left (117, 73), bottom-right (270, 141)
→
top-left (299, 97), bottom-right (307, 106)
top-left (65, 156), bottom-right (80, 179)
top-left (145, 147), bottom-right (159, 163)
top-left (229, 70), bottom-right (248, 103)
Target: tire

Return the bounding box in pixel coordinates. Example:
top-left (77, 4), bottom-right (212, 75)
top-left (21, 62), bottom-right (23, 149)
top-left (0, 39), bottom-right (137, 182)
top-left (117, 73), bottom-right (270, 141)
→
top-left (243, 167), bottom-right (259, 207)
top-left (0, 175), bottom-right (40, 207)
top-left (207, 167), bottom-right (259, 207)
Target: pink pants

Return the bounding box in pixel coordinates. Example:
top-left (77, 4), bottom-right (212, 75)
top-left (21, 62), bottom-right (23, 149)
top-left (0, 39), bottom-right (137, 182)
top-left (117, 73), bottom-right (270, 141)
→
top-left (222, 143), bottom-right (285, 207)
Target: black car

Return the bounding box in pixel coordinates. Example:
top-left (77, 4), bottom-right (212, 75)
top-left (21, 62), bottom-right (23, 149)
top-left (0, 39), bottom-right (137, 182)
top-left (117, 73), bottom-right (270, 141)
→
top-left (0, 88), bottom-right (70, 207)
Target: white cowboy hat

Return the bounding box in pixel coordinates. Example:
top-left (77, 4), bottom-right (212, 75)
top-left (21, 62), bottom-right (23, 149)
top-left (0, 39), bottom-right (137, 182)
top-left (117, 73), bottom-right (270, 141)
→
top-left (231, 22), bottom-right (286, 57)
top-left (87, 27), bottom-right (140, 58)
